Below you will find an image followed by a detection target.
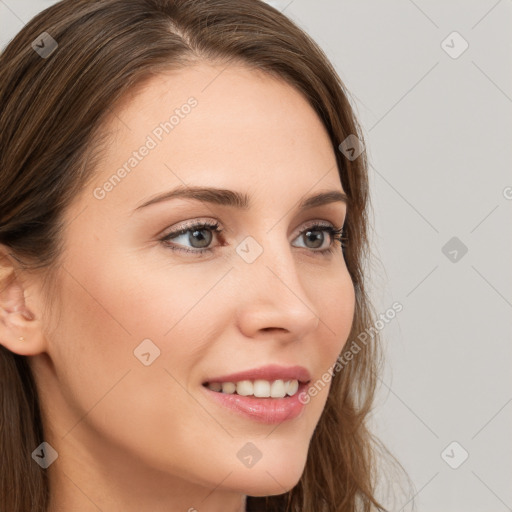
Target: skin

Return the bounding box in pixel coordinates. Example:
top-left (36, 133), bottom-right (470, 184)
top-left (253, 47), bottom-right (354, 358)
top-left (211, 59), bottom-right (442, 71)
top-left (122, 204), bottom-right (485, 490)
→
top-left (0, 63), bottom-right (355, 512)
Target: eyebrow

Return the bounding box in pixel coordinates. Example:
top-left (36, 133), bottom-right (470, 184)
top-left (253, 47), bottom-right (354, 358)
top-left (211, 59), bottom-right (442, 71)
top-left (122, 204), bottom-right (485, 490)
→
top-left (134, 186), bottom-right (348, 213)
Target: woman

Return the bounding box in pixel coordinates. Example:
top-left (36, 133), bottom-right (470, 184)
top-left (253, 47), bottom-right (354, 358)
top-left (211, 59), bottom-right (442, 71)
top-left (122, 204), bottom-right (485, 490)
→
top-left (0, 0), bottom-right (409, 510)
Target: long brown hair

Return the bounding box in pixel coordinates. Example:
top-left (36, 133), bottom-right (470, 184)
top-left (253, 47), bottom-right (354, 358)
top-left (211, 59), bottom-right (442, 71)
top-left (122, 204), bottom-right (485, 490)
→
top-left (0, 1), bottom-right (411, 510)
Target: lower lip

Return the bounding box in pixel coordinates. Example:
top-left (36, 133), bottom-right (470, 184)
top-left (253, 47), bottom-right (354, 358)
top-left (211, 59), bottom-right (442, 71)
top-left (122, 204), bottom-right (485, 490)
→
top-left (202, 383), bottom-right (309, 424)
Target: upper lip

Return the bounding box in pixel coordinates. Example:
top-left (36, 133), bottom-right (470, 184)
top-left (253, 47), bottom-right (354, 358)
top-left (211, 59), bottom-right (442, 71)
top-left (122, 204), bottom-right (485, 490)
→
top-left (203, 364), bottom-right (312, 384)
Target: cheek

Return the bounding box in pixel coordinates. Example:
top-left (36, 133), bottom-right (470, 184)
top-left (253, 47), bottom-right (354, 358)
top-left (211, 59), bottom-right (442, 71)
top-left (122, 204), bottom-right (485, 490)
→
top-left (301, 268), bottom-right (355, 408)
top-left (49, 261), bottom-right (237, 482)
top-left (53, 247), bottom-right (231, 398)
top-left (308, 263), bottom-right (356, 351)
top-left (326, 271), bottom-right (355, 338)
top-left (51, 251), bottom-right (216, 391)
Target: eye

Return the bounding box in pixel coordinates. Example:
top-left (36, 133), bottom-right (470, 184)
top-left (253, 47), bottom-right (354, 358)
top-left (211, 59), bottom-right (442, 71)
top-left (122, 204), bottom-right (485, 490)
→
top-left (291, 222), bottom-right (345, 256)
top-left (159, 221), bottom-right (222, 256)
top-left (158, 220), bottom-right (346, 256)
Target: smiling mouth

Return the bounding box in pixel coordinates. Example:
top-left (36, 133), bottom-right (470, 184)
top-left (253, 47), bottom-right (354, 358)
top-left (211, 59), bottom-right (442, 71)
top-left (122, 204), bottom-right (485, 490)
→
top-left (202, 378), bottom-right (306, 398)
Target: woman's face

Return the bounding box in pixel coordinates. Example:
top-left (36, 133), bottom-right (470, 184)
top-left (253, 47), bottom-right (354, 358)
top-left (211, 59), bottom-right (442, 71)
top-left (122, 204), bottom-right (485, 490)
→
top-left (30, 63), bottom-right (355, 509)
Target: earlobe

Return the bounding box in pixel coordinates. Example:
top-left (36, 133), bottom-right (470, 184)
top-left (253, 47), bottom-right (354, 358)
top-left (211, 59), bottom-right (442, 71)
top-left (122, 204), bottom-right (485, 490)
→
top-left (0, 248), bottom-right (45, 355)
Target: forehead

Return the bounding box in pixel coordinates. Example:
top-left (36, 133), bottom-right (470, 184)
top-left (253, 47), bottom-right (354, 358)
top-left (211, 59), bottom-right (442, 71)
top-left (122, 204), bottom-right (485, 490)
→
top-left (78, 63), bottom-right (342, 216)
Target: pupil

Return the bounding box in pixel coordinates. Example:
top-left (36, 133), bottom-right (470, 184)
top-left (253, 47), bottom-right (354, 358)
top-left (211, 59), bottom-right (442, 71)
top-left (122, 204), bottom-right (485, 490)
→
top-left (306, 230), bottom-right (323, 248)
top-left (191, 229), bottom-right (211, 248)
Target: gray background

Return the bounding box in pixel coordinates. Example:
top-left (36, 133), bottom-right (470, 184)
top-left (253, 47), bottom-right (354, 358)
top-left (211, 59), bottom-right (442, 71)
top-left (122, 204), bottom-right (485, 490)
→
top-left (1, 1), bottom-right (511, 510)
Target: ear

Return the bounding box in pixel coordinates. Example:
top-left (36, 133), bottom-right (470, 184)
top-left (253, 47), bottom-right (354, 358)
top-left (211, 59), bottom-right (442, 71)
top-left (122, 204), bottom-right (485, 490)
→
top-left (0, 246), bottom-right (46, 356)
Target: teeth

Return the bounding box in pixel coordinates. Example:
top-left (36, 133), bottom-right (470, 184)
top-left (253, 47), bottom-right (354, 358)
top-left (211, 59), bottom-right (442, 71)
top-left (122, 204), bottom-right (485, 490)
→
top-left (221, 382), bottom-right (236, 394)
top-left (208, 382), bottom-right (222, 392)
top-left (253, 379), bottom-right (270, 397)
top-left (236, 380), bottom-right (253, 396)
top-left (286, 379), bottom-right (299, 396)
top-left (270, 379), bottom-right (286, 398)
top-left (207, 379), bottom-right (300, 397)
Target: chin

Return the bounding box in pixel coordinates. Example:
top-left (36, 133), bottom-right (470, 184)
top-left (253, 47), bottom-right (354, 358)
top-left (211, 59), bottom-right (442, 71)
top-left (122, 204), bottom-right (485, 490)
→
top-left (230, 453), bottom-right (307, 497)
top-left (243, 475), bottom-right (302, 497)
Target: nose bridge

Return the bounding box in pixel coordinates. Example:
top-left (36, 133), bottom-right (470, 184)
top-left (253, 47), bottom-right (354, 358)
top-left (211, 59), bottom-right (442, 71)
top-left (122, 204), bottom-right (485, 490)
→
top-left (233, 230), bottom-right (320, 336)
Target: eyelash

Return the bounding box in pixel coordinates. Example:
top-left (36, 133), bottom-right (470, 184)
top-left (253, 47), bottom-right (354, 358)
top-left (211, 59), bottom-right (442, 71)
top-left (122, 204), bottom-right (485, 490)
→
top-left (159, 220), bottom-right (347, 257)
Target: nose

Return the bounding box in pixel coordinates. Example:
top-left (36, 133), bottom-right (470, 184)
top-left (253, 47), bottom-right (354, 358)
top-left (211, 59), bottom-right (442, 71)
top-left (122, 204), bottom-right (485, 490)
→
top-left (234, 235), bottom-right (322, 342)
